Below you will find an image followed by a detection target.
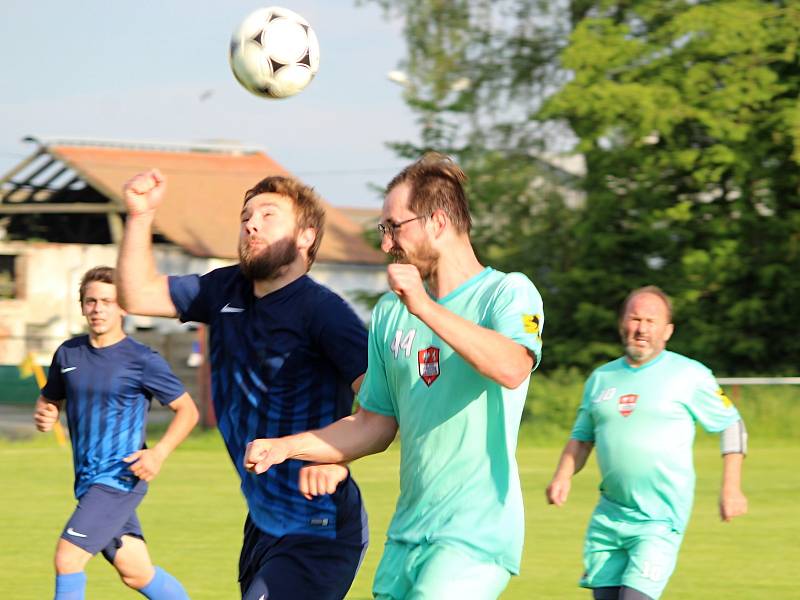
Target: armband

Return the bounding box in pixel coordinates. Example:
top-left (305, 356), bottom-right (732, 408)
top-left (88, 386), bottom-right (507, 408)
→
top-left (720, 419), bottom-right (748, 456)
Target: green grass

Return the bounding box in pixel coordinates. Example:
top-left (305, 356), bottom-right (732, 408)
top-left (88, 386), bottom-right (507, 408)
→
top-left (2, 431), bottom-right (797, 599)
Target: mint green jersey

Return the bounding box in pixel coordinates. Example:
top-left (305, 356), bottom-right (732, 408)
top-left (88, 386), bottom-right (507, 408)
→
top-left (571, 350), bottom-right (741, 532)
top-left (359, 267), bottom-right (543, 574)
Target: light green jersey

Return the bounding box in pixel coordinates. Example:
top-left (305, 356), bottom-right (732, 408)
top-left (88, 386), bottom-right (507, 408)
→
top-left (571, 350), bottom-right (741, 533)
top-left (359, 267), bottom-right (543, 574)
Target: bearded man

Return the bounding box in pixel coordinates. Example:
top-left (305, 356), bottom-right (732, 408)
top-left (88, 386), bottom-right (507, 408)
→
top-left (117, 171), bottom-right (369, 600)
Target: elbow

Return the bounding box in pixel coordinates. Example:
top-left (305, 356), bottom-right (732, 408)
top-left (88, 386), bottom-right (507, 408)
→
top-left (496, 366), bottom-right (531, 390)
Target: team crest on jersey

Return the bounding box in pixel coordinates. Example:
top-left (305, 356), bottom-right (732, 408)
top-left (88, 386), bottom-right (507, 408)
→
top-left (418, 346), bottom-right (440, 386)
top-left (618, 394), bottom-right (638, 417)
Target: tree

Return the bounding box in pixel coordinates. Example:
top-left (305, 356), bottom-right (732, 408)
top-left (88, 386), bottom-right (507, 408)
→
top-left (541, 0), bottom-right (800, 373)
top-left (365, 0), bottom-right (800, 373)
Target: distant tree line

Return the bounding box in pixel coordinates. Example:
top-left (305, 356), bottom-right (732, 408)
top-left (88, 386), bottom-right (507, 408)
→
top-left (365, 0), bottom-right (800, 375)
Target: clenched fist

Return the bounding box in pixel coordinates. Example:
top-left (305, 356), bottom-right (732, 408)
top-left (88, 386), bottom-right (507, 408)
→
top-left (122, 169), bottom-right (166, 216)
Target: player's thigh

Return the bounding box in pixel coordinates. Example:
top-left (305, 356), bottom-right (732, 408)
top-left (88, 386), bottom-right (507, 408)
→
top-left (242, 536), bottom-right (365, 600)
top-left (620, 528), bottom-right (682, 600)
top-left (580, 514), bottom-right (629, 590)
top-left (410, 543), bottom-right (510, 600)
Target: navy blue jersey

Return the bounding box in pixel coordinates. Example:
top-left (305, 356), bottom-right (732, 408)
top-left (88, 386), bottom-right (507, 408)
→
top-left (168, 267), bottom-right (368, 539)
top-left (42, 335), bottom-right (185, 499)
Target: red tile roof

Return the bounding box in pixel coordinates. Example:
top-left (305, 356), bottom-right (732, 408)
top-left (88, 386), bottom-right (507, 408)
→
top-left (49, 144), bottom-right (385, 264)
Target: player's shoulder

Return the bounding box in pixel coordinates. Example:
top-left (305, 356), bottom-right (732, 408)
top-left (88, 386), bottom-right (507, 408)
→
top-left (663, 350), bottom-right (715, 383)
top-left (484, 269), bottom-right (542, 302)
top-left (664, 350), bottom-right (711, 373)
top-left (589, 356), bottom-right (628, 378)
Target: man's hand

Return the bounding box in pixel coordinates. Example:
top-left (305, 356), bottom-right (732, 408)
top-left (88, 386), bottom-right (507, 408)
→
top-left (123, 447), bottom-right (168, 482)
top-left (546, 476), bottom-right (572, 507)
top-left (298, 463), bottom-right (349, 500)
top-left (719, 486), bottom-right (748, 522)
top-left (33, 398), bottom-right (60, 432)
top-left (122, 169), bottom-right (167, 216)
top-left (244, 438), bottom-right (291, 474)
top-left (387, 264), bottom-right (432, 317)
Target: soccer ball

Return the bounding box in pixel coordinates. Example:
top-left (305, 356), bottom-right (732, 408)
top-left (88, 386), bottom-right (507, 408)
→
top-left (229, 7), bottom-right (320, 99)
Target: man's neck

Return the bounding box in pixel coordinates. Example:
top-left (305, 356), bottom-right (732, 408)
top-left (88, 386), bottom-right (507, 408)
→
top-left (89, 330), bottom-right (126, 348)
top-left (252, 260), bottom-right (308, 298)
top-left (426, 242), bottom-right (484, 299)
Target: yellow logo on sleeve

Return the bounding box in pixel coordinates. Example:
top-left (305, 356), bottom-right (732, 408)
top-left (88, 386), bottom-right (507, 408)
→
top-left (522, 314), bottom-right (541, 335)
top-left (716, 387), bottom-right (733, 408)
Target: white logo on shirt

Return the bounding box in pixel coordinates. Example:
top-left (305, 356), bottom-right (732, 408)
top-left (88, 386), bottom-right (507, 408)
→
top-left (593, 387), bottom-right (616, 403)
top-left (220, 303), bottom-right (245, 313)
top-left (61, 367), bottom-right (77, 373)
top-left (66, 527), bottom-right (87, 538)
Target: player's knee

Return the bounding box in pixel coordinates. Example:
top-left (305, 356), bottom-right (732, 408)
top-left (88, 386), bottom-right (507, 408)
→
top-left (120, 570), bottom-right (152, 590)
top-left (54, 549), bottom-right (87, 574)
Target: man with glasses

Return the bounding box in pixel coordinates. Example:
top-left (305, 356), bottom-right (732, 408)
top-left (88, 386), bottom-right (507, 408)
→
top-left (245, 153), bottom-right (545, 599)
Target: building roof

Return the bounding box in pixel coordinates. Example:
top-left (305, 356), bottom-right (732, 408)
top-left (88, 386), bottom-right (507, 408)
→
top-left (0, 137), bottom-right (385, 264)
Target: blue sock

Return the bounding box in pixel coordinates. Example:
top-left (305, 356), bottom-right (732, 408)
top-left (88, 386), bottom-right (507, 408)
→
top-left (55, 572), bottom-right (87, 600)
top-left (138, 566), bottom-right (190, 600)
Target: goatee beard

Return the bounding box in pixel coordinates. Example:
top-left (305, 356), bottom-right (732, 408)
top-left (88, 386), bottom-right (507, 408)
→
top-left (239, 236), bottom-right (298, 281)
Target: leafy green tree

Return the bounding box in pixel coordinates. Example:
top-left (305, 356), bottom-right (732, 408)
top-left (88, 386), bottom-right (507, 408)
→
top-left (365, 0), bottom-right (800, 373)
top-left (541, 0), bottom-right (800, 373)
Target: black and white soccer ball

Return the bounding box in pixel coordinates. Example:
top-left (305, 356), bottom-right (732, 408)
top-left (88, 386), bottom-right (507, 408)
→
top-left (229, 6), bottom-right (320, 99)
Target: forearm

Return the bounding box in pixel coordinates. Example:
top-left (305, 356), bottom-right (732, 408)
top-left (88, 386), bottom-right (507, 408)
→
top-left (117, 213), bottom-right (174, 316)
top-left (152, 395), bottom-right (199, 458)
top-left (415, 301), bottom-right (533, 388)
top-left (281, 409), bottom-right (397, 464)
top-left (553, 439), bottom-right (594, 479)
top-left (721, 452), bottom-right (744, 492)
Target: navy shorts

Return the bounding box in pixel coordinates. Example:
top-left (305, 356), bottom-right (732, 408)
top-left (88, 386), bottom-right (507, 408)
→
top-left (60, 481), bottom-right (147, 563)
top-left (239, 477), bottom-right (368, 600)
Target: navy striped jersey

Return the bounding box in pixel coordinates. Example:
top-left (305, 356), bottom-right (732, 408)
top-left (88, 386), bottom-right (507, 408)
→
top-left (42, 335), bottom-right (185, 499)
top-left (168, 267), bottom-right (368, 539)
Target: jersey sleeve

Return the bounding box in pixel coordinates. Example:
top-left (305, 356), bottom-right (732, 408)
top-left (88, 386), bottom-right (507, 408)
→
top-left (357, 301), bottom-right (396, 417)
top-left (40, 345), bottom-right (66, 401)
top-left (684, 364), bottom-right (741, 433)
top-left (488, 272), bottom-right (544, 370)
top-left (168, 273), bottom-right (212, 323)
top-left (141, 351), bottom-right (186, 406)
top-left (312, 293), bottom-right (369, 387)
top-left (569, 374), bottom-right (597, 442)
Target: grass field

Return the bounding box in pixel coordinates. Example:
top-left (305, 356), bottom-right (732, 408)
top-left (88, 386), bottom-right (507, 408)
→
top-left (2, 430), bottom-right (797, 599)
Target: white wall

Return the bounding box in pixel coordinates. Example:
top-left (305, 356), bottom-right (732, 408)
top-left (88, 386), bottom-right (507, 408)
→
top-left (0, 242), bottom-right (387, 364)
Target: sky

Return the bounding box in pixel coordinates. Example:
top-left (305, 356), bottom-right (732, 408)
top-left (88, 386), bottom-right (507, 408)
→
top-left (0, 1), bottom-right (417, 208)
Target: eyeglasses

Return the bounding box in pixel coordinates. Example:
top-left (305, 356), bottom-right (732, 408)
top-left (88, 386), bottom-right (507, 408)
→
top-left (377, 215), bottom-right (427, 239)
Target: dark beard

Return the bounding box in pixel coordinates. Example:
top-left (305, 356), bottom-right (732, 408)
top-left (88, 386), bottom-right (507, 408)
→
top-left (238, 236), bottom-right (298, 281)
top-left (390, 243), bottom-right (438, 281)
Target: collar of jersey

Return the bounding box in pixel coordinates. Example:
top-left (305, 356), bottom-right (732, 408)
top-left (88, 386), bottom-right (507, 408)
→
top-left (621, 349), bottom-right (669, 372)
top-left (251, 274), bottom-right (310, 304)
top-left (435, 266), bottom-right (494, 304)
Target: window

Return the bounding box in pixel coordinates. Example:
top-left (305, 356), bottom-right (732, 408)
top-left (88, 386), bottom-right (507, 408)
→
top-left (0, 255), bottom-right (17, 299)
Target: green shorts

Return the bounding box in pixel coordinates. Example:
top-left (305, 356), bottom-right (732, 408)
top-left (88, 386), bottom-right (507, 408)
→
top-left (580, 511), bottom-right (683, 600)
top-left (373, 540), bottom-right (511, 600)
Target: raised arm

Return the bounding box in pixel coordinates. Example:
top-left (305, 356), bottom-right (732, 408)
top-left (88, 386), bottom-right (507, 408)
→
top-left (123, 393), bottom-right (199, 482)
top-left (244, 407), bottom-right (398, 475)
top-left (117, 169), bottom-right (177, 317)
top-left (546, 438), bottom-right (594, 506)
top-left (387, 264), bottom-right (534, 389)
